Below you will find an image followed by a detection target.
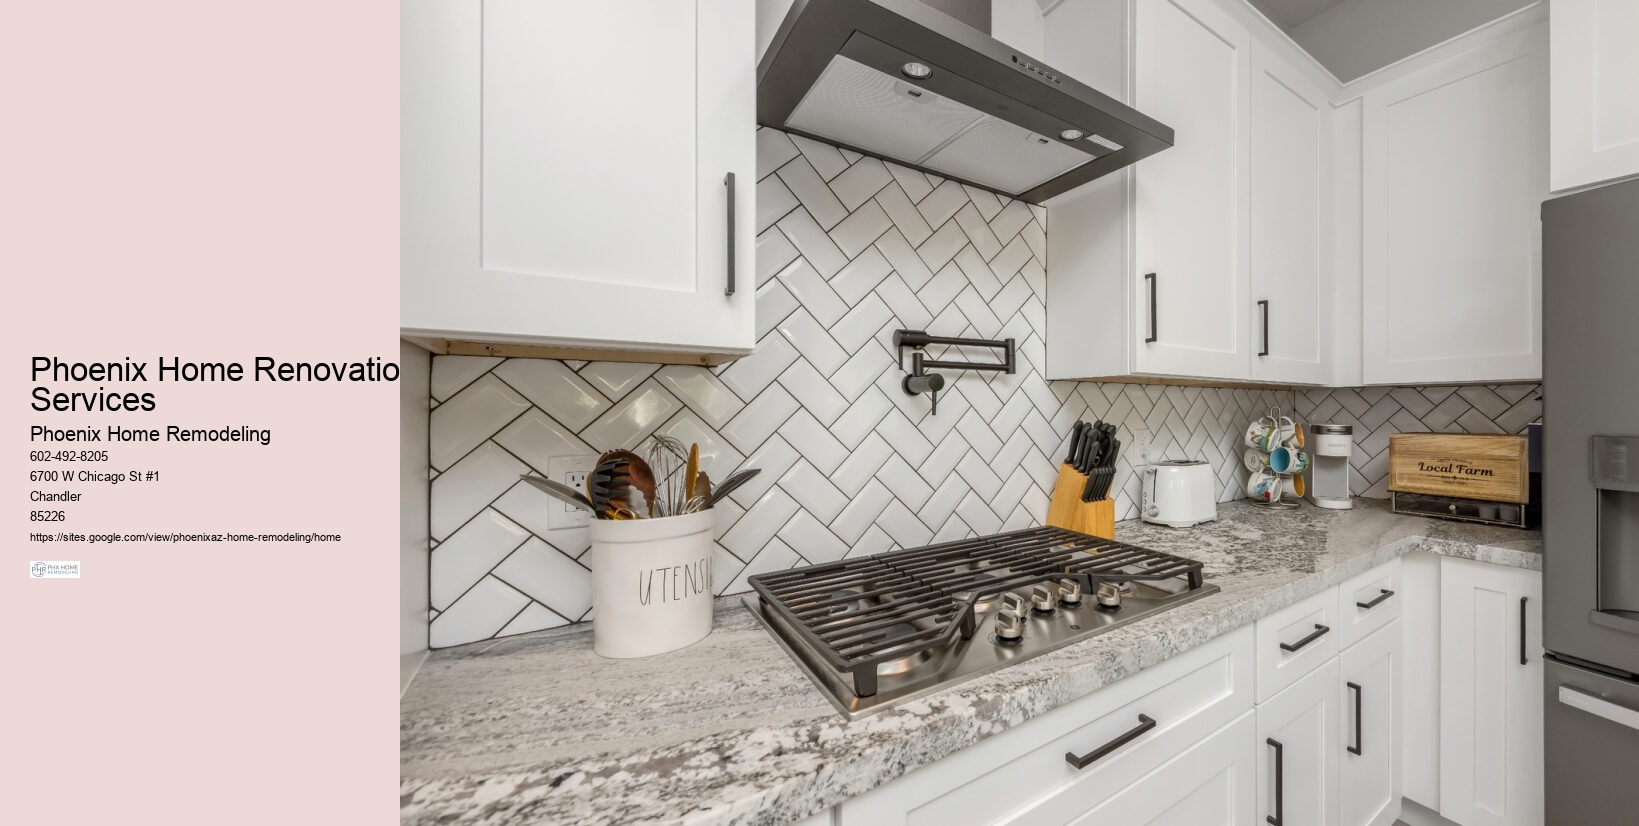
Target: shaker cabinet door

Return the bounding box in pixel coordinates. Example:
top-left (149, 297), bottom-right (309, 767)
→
top-left (1131, 0), bottom-right (1251, 380)
top-left (1248, 44), bottom-right (1330, 385)
top-left (1360, 25), bottom-right (1546, 384)
top-left (1339, 622), bottom-right (1400, 826)
top-left (1550, 0), bottom-right (1639, 191)
top-left (401, 0), bottom-right (755, 360)
top-left (1438, 557), bottom-right (1543, 826)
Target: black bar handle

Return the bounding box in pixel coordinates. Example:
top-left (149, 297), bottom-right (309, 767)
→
top-left (1279, 623), bottom-right (1330, 653)
top-left (1347, 681), bottom-right (1363, 755)
top-left (1357, 589), bottom-right (1395, 610)
top-left (1267, 737), bottom-right (1284, 826)
top-left (1145, 272), bottom-right (1158, 343)
top-left (1065, 714), bottom-right (1156, 769)
top-left (1258, 299), bottom-right (1270, 357)
top-left (1520, 596), bottom-right (1528, 665)
top-left (723, 172), bottom-right (736, 296)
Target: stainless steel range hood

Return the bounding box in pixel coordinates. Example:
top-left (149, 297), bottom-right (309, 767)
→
top-left (758, 0), bottom-right (1173, 204)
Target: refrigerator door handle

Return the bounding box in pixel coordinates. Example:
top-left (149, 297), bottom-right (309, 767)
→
top-left (1560, 685), bottom-right (1639, 732)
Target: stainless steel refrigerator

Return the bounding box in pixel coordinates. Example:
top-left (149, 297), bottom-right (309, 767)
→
top-left (1542, 176), bottom-right (1639, 824)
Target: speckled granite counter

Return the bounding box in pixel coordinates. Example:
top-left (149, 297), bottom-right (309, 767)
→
top-left (400, 498), bottom-right (1540, 826)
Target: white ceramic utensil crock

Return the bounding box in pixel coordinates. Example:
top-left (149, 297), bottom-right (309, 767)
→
top-left (589, 508), bottom-right (715, 658)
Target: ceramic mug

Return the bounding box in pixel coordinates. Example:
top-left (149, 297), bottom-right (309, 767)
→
top-left (1285, 422), bottom-right (1305, 450)
top-left (1269, 446), bottom-right (1310, 474)
top-left (1246, 416), bottom-right (1297, 452)
top-left (1246, 468), bottom-right (1282, 503)
top-left (1278, 473), bottom-right (1306, 500)
top-left (1244, 416), bottom-right (1277, 450)
top-left (1243, 448), bottom-right (1270, 472)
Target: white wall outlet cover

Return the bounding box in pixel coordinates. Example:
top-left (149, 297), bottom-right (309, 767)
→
top-left (1128, 426), bottom-right (1155, 464)
top-left (546, 454), bottom-right (599, 530)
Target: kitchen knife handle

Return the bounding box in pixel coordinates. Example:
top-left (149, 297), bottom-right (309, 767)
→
top-left (724, 172), bottom-right (737, 296)
top-left (1279, 623), bottom-right (1330, 652)
top-left (1267, 737), bottom-right (1284, 825)
top-left (1145, 272), bottom-right (1158, 343)
top-left (1520, 596), bottom-right (1528, 665)
top-left (1258, 299), bottom-right (1270, 357)
top-left (1347, 681), bottom-right (1363, 755)
top-left (1065, 714), bottom-right (1156, 769)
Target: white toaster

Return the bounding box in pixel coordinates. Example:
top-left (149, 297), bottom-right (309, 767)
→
top-left (1140, 460), bottom-right (1218, 528)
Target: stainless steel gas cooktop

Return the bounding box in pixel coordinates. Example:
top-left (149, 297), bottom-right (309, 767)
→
top-left (743, 526), bottom-right (1220, 718)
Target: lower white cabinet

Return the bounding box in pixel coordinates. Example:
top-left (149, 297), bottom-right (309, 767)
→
top-left (1257, 658), bottom-right (1341, 826)
top-left (838, 627), bottom-right (1254, 825)
top-left (1340, 621), bottom-right (1401, 826)
top-left (1046, 711), bottom-right (1258, 826)
top-left (1437, 557), bottom-right (1543, 826)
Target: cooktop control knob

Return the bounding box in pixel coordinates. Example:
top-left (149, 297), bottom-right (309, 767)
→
top-left (1057, 579), bottom-right (1082, 607)
top-left (995, 593), bottom-right (1027, 644)
top-left (1096, 581), bottom-right (1122, 611)
top-left (1030, 584), bottom-right (1057, 615)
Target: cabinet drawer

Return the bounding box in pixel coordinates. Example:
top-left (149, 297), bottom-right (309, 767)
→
top-left (1337, 558), bottom-right (1403, 650)
top-left (839, 626), bottom-right (1254, 825)
top-left (1256, 586), bottom-right (1340, 703)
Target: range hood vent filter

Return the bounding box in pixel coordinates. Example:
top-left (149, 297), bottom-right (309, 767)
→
top-left (759, 0), bottom-right (1173, 204)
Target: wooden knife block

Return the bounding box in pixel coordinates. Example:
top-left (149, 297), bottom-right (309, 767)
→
top-left (1046, 463), bottom-right (1116, 539)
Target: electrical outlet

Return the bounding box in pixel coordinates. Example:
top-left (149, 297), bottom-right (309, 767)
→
top-left (546, 454), bottom-right (598, 530)
top-left (1128, 426), bottom-right (1155, 465)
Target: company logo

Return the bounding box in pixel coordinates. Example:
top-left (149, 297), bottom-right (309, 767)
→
top-left (29, 561), bottom-right (79, 579)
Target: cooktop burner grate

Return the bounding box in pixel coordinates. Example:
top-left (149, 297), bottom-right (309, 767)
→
top-left (749, 526), bottom-right (1208, 698)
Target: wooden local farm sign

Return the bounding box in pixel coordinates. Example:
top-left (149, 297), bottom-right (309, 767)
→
top-left (1387, 433), bottom-right (1530, 504)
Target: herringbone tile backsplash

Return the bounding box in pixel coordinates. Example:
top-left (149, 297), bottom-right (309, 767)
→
top-left (422, 128), bottom-right (1532, 648)
top-left (1294, 384), bottom-right (1541, 499)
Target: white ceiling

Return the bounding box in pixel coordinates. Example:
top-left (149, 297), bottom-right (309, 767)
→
top-left (1245, 0), bottom-right (1349, 30)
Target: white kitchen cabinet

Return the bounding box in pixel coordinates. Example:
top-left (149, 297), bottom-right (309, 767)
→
top-left (1041, 711), bottom-right (1258, 826)
top-left (400, 0), bottom-right (755, 364)
top-left (1359, 23), bottom-right (1547, 385)
top-left (1129, 0), bottom-right (1250, 380)
top-left (1257, 658), bottom-right (1341, 826)
top-left (1248, 43), bottom-right (1331, 385)
top-left (1550, 0), bottom-right (1639, 191)
top-left (1045, 0), bottom-right (1334, 385)
top-left (1437, 557), bottom-right (1542, 826)
top-left (1255, 584), bottom-right (1340, 703)
top-left (1339, 621), bottom-right (1400, 826)
top-left (838, 627), bottom-right (1253, 825)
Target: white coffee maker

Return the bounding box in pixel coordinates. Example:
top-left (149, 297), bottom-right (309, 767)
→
top-left (1306, 423), bottom-right (1353, 509)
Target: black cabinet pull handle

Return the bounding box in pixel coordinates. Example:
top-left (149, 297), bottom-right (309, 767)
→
top-left (1347, 681), bottom-right (1363, 755)
top-left (1258, 299), bottom-right (1269, 356)
top-left (1145, 272), bottom-right (1158, 343)
top-left (1520, 596), bottom-right (1528, 665)
top-left (1065, 714), bottom-right (1156, 769)
top-left (1267, 737), bottom-right (1284, 825)
top-left (1357, 589), bottom-right (1394, 610)
top-left (1279, 623), bottom-right (1330, 652)
top-left (723, 172), bottom-right (737, 296)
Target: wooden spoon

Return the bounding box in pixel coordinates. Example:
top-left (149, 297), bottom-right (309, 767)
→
top-left (684, 443), bottom-right (700, 502)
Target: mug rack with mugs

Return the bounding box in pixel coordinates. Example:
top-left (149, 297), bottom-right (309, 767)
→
top-left (1242, 407), bottom-right (1310, 508)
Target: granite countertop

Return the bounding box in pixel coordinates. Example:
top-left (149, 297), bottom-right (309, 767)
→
top-left (400, 498), bottom-right (1540, 826)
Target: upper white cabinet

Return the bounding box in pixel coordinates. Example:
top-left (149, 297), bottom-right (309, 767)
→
top-left (401, 0), bottom-right (755, 364)
top-left (1248, 43), bottom-right (1332, 385)
top-left (1044, 0), bottom-right (1332, 385)
top-left (1130, 0), bottom-right (1251, 380)
top-left (1359, 24), bottom-right (1547, 385)
top-left (1550, 0), bottom-right (1639, 191)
